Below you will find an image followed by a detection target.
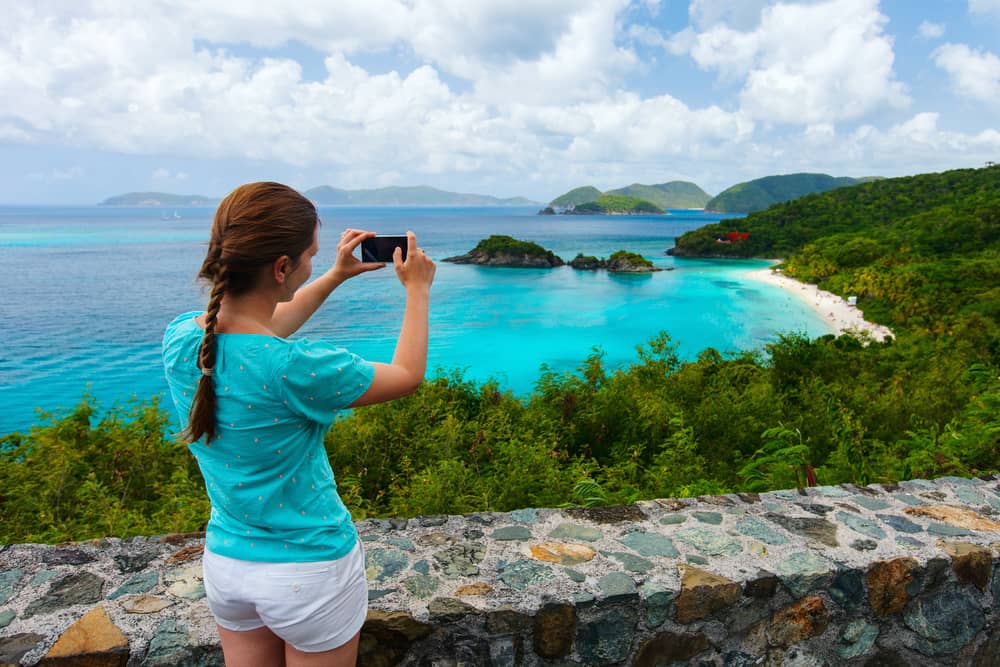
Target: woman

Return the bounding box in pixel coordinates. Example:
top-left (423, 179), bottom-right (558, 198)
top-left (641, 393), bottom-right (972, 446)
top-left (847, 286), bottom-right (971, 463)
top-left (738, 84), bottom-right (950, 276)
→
top-left (162, 181), bottom-right (435, 666)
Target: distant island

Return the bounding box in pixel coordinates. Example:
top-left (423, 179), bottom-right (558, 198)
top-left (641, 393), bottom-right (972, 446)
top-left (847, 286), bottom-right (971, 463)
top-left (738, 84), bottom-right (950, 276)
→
top-left (544, 180), bottom-right (711, 215)
top-left (100, 186), bottom-right (540, 207)
top-left (569, 250), bottom-right (662, 273)
top-left (541, 194), bottom-right (667, 216)
top-left (304, 185), bottom-right (539, 206)
top-left (443, 235), bottom-right (565, 268)
top-left (99, 192), bottom-right (217, 206)
top-left (705, 173), bottom-right (881, 213)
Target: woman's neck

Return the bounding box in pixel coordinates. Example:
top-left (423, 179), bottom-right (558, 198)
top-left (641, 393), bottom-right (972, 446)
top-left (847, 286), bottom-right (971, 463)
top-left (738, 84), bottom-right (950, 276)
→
top-left (212, 292), bottom-right (279, 335)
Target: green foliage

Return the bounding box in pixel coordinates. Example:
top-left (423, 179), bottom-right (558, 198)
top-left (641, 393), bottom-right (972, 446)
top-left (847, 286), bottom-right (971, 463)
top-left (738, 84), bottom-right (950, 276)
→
top-left (550, 186), bottom-right (603, 207)
top-left (0, 396), bottom-right (208, 544)
top-left (574, 195), bottom-right (664, 214)
top-left (605, 182), bottom-right (711, 209)
top-left (607, 250), bottom-right (653, 267)
top-left (705, 173), bottom-right (866, 213)
top-left (472, 235), bottom-right (556, 258)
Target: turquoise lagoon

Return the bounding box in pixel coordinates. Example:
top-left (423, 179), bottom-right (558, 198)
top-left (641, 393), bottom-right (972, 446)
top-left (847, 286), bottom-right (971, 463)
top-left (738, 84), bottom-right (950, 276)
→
top-left (1, 205), bottom-right (831, 433)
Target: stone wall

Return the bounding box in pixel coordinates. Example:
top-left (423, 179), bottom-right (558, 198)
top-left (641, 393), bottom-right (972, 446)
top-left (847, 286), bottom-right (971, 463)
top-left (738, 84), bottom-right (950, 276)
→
top-left (3, 476), bottom-right (1000, 665)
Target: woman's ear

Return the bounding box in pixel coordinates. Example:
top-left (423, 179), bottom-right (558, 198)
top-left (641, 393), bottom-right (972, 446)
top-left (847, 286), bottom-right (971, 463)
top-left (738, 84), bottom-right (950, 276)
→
top-left (273, 255), bottom-right (292, 284)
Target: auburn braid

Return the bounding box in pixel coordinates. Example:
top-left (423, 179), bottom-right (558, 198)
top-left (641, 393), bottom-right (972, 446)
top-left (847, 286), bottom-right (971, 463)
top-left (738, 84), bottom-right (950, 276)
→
top-left (185, 249), bottom-right (226, 443)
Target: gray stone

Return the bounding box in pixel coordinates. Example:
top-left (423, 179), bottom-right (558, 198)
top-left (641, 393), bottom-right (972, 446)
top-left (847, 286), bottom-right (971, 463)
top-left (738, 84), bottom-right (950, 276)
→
top-left (23, 571), bottom-right (104, 618)
top-left (418, 514), bottom-right (449, 527)
top-left (498, 559), bottom-right (554, 591)
top-left (939, 476), bottom-right (977, 486)
top-left (992, 562), bottom-right (1000, 608)
top-left (164, 566), bottom-right (205, 600)
top-left (384, 536), bottom-right (416, 551)
top-left (108, 571), bottom-right (159, 599)
top-left (0, 633), bottom-right (44, 666)
top-left (368, 589), bottom-right (394, 601)
top-left (434, 542), bottom-right (486, 579)
top-left (618, 531), bottom-right (679, 557)
top-left (428, 597), bottom-right (478, 623)
top-left (576, 606), bottom-right (637, 665)
top-left (766, 514), bottom-right (838, 547)
top-left (508, 508), bottom-right (539, 524)
top-left (725, 651), bottom-right (764, 667)
top-left (463, 528), bottom-right (484, 540)
top-left (411, 559), bottom-right (430, 575)
top-left (693, 511), bottom-right (723, 524)
top-left (0, 568), bottom-right (24, 605)
top-left (566, 504), bottom-right (646, 523)
top-left (928, 522), bottom-right (972, 536)
top-left (489, 635), bottom-right (518, 667)
top-left (897, 536), bottom-right (926, 548)
top-left (564, 568), bottom-right (586, 583)
top-left (114, 550), bottom-right (159, 573)
top-left (642, 582), bottom-right (674, 628)
top-left (903, 591), bottom-right (985, 656)
top-left (686, 554), bottom-right (709, 565)
top-left (366, 548), bottom-right (410, 582)
top-left (597, 572), bottom-right (638, 601)
top-left (659, 514), bottom-right (687, 525)
top-left (403, 574), bottom-right (438, 598)
top-left (573, 591), bottom-right (596, 605)
top-left (774, 552), bottom-right (833, 598)
top-left (895, 493), bottom-right (924, 506)
top-left (548, 523), bottom-right (602, 542)
top-left (29, 569), bottom-right (60, 586)
top-left (797, 503), bottom-right (834, 515)
top-left (141, 618), bottom-right (226, 666)
top-left (42, 548), bottom-right (95, 565)
top-left (674, 527), bottom-right (743, 556)
top-left (736, 517), bottom-right (790, 545)
top-left (877, 513), bottom-right (923, 533)
top-left (0, 609), bottom-right (14, 629)
top-left (836, 510), bottom-right (887, 539)
top-left (491, 526), bottom-right (533, 541)
top-left (838, 620), bottom-right (879, 659)
top-left (603, 551), bottom-right (655, 574)
top-left (851, 539), bottom-right (879, 551)
top-left (812, 485), bottom-right (851, 497)
top-left (852, 496), bottom-right (892, 511)
top-left (388, 517), bottom-right (409, 530)
top-left (955, 486), bottom-right (988, 506)
top-left (829, 569), bottom-right (865, 609)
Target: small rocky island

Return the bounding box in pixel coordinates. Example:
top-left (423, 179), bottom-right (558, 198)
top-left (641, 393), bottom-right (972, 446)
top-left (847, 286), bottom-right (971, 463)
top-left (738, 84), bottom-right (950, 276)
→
top-left (570, 250), bottom-right (664, 273)
top-left (443, 235), bottom-right (565, 268)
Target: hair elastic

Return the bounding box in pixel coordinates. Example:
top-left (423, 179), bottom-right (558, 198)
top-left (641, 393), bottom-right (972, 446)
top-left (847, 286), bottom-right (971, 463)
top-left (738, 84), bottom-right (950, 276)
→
top-left (201, 367), bottom-right (214, 377)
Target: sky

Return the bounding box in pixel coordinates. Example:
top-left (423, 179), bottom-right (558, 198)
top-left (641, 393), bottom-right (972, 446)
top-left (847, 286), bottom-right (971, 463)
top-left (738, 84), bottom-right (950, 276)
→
top-left (2, 0), bottom-right (999, 204)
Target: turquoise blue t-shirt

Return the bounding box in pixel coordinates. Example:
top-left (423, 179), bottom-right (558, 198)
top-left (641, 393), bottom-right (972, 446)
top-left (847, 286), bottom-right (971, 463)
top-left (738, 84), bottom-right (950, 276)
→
top-left (162, 311), bottom-right (375, 562)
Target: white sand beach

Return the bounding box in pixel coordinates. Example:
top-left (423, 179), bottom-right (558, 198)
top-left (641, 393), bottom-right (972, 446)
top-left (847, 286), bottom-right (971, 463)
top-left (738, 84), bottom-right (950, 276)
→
top-left (744, 265), bottom-right (894, 342)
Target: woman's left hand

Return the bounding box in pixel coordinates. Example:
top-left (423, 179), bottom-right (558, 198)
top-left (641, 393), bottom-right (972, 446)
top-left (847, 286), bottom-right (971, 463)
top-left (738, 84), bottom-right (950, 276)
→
top-left (330, 228), bottom-right (384, 282)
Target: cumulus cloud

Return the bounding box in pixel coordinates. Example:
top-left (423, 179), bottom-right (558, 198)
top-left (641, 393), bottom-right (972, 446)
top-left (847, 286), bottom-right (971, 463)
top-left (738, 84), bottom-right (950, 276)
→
top-left (917, 21), bottom-right (945, 39)
top-left (670, 0), bottom-right (909, 124)
top-left (932, 43), bottom-right (1000, 105)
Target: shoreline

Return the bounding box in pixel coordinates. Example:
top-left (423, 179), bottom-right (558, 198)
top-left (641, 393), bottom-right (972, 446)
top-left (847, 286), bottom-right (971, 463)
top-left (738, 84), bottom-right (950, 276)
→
top-left (743, 265), bottom-right (893, 342)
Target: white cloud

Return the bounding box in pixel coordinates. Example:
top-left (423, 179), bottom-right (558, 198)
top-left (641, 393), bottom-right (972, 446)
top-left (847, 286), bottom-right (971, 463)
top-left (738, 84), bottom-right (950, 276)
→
top-left (969, 0), bottom-right (1000, 16)
top-left (932, 43), bottom-right (1000, 105)
top-left (670, 0), bottom-right (909, 125)
top-left (917, 21), bottom-right (945, 39)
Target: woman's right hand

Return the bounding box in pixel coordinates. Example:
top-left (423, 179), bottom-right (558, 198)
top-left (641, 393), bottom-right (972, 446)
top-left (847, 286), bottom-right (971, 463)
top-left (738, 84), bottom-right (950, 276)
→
top-left (394, 231), bottom-right (435, 291)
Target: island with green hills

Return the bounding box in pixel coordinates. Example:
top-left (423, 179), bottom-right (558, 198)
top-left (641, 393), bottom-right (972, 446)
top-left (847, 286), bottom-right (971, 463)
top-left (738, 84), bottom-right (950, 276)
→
top-left (443, 235), bottom-right (565, 267)
top-left (704, 173), bottom-right (881, 213)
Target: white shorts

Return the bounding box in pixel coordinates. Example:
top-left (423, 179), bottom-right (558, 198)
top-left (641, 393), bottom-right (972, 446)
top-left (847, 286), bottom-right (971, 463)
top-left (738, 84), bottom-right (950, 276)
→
top-left (201, 541), bottom-right (368, 653)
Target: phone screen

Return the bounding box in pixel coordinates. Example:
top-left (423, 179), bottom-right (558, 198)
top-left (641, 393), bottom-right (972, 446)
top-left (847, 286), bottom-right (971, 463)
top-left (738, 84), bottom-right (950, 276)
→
top-left (361, 236), bottom-right (408, 263)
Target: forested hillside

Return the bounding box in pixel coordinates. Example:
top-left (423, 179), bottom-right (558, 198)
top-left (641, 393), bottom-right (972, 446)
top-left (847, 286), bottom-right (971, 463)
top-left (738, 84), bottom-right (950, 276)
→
top-left (704, 173), bottom-right (872, 213)
top-left (4, 166), bottom-right (999, 543)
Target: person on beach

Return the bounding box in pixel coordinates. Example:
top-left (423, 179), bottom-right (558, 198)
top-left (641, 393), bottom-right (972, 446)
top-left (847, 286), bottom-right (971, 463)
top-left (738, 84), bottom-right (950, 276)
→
top-left (162, 181), bottom-right (435, 666)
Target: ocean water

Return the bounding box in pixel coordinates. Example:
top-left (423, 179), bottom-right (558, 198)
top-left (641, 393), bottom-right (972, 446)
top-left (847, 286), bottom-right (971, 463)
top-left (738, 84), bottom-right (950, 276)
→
top-left (0, 205), bottom-right (832, 433)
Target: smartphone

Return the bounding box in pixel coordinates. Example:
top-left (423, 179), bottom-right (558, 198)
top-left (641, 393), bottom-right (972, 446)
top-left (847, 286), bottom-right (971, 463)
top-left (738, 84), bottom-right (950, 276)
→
top-left (361, 235), bottom-right (408, 263)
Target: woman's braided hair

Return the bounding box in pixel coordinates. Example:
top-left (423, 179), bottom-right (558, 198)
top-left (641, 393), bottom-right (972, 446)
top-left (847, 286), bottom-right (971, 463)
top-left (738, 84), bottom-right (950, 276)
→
top-left (184, 182), bottom-right (318, 443)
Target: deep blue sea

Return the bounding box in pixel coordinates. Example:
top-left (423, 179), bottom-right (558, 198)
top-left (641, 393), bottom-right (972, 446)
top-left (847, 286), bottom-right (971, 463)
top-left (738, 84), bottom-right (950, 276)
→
top-left (0, 205), bottom-right (832, 434)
